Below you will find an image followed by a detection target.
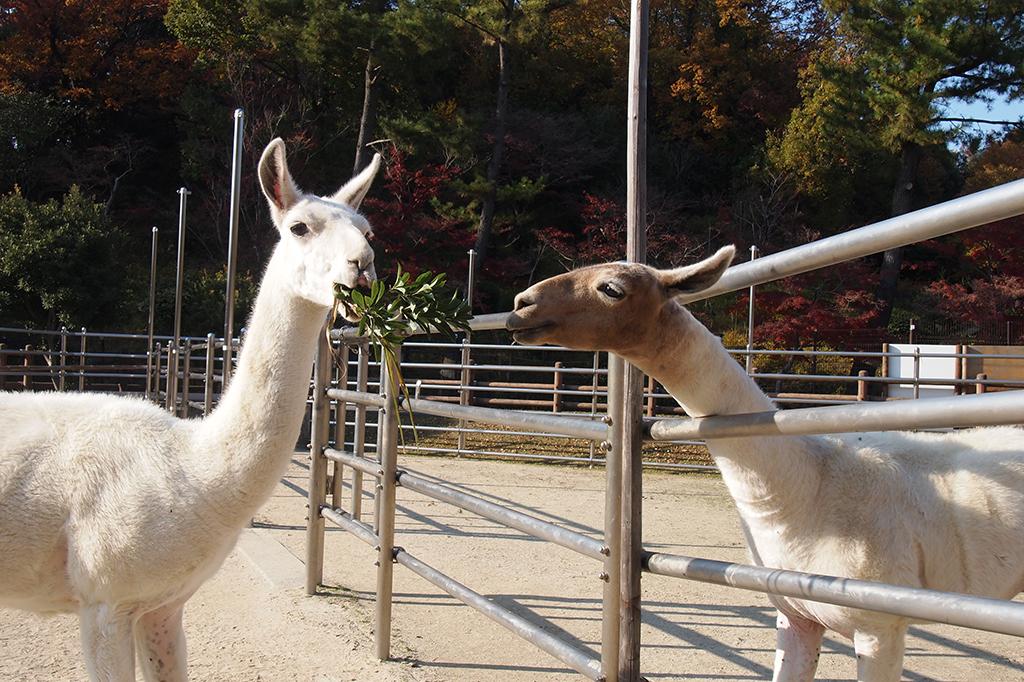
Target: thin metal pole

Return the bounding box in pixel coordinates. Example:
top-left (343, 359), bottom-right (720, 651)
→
top-left (375, 346), bottom-right (401, 660)
top-left (352, 343), bottom-right (369, 520)
top-left (306, 325), bottom-right (332, 595)
top-left (619, 0), bottom-right (648, 673)
top-left (204, 333), bottom-right (215, 415)
top-left (745, 245), bottom-right (758, 374)
top-left (147, 226), bottom-right (158, 399)
top-left (223, 108), bottom-right (244, 389)
top-left (154, 341), bottom-right (163, 402)
top-left (173, 188), bottom-right (190, 352)
top-left (602, 353), bottom-right (624, 681)
top-left (913, 346), bottom-right (921, 400)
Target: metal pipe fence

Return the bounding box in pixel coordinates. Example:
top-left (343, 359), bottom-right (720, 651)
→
top-left (307, 173), bottom-right (1024, 681)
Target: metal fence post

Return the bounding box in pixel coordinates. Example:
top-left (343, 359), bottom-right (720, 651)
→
top-left (223, 108), bottom-right (244, 389)
top-left (180, 340), bottom-right (192, 418)
top-left (22, 344), bottom-right (32, 389)
top-left (375, 346), bottom-right (401, 660)
top-left (165, 342), bottom-right (177, 412)
top-left (204, 333), bottom-right (216, 415)
top-left (457, 338), bottom-right (471, 457)
top-left (331, 343), bottom-right (351, 506)
top-left (0, 343), bottom-right (6, 390)
top-left (153, 342), bottom-right (163, 403)
top-left (147, 226), bottom-right (158, 400)
top-left (78, 328), bottom-right (87, 392)
top-left (913, 346), bottom-right (921, 400)
top-left (746, 245), bottom-right (758, 373)
top-left (306, 325), bottom-right (333, 595)
top-left (352, 342), bottom-right (370, 520)
top-left (552, 361), bottom-right (563, 413)
top-left (602, 353), bottom-right (624, 681)
top-left (59, 327), bottom-right (67, 392)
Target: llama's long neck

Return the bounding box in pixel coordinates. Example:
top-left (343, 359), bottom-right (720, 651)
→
top-left (624, 302), bottom-right (823, 530)
top-left (194, 248), bottom-right (328, 526)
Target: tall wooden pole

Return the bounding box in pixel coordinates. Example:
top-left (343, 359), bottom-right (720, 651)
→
top-left (618, 0), bottom-right (649, 676)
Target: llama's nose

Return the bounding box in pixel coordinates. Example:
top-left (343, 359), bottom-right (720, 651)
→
top-left (514, 292), bottom-right (535, 311)
top-left (356, 269), bottom-right (372, 288)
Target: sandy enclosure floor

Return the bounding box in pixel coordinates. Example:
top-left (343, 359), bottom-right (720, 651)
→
top-left (4, 454), bottom-right (1024, 681)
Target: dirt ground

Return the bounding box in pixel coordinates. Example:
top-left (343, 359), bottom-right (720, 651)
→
top-left (4, 454), bottom-right (1024, 681)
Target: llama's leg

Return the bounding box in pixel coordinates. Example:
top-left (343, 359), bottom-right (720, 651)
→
top-left (854, 624), bottom-right (907, 682)
top-left (80, 603), bottom-right (136, 682)
top-left (134, 602), bottom-right (188, 682)
top-left (772, 611), bottom-right (824, 682)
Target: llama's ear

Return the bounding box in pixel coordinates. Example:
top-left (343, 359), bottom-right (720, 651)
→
top-left (660, 245), bottom-right (736, 295)
top-left (331, 153), bottom-right (382, 209)
top-left (258, 138), bottom-right (301, 225)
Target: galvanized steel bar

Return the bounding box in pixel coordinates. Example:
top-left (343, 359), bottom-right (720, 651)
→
top-left (324, 448), bottom-right (381, 479)
top-left (642, 551), bottom-right (1024, 638)
top-left (327, 387), bottom-right (387, 409)
top-left (374, 347), bottom-right (401, 660)
top-left (331, 311), bottom-right (511, 341)
top-left (393, 549), bottom-right (604, 680)
top-left (601, 354), bottom-right (624, 680)
top-left (331, 344), bottom-right (351, 505)
top-left (203, 333), bottom-right (215, 415)
top-left (646, 390), bottom-right (1024, 441)
top-left (173, 188), bottom-right (189, 354)
top-left (396, 469), bottom-right (605, 560)
top-left (179, 340), bottom-right (192, 418)
top-left (223, 108), bottom-right (244, 388)
top-left (404, 397), bottom-right (607, 441)
top-left (305, 327), bottom-right (332, 595)
top-left (321, 506), bottom-right (379, 548)
top-left (677, 178), bottom-right (1024, 306)
top-left (352, 344), bottom-right (369, 520)
top-left (146, 226), bottom-right (158, 399)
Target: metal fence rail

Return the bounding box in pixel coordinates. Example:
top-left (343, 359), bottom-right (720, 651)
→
top-left (307, 172), bottom-right (1024, 682)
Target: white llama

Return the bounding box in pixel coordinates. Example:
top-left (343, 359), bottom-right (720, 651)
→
top-left (506, 245), bottom-right (1024, 682)
top-left (0, 138), bottom-right (381, 681)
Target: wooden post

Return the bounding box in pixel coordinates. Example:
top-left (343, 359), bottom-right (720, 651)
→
top-left (976, 373), bottom-right (987, 395)
top-left (552, 361), bottom-right (563, 413)
top-left (22, 344), bottom-right (32, 389)
top-left (645, 374), bottom-right (656, 417)
top-left (857, 370), bottom-right (868, 401)
top-left (305, 326), bottom-right (332, 595)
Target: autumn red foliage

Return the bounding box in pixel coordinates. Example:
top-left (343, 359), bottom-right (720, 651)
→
top-left (362, 149), bottom-right (476, 283)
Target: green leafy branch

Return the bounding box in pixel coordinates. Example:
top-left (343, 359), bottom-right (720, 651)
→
top-left (332, 266), bottom-right (472, 443)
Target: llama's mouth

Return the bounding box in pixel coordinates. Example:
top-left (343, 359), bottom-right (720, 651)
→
top-left (334, 283), bottom-right (363, 323)
top-left (506, 322), bottom-right (554, 345)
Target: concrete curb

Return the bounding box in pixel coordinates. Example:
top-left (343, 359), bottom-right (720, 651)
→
top-left (235, 527), bottom-right (306, 590)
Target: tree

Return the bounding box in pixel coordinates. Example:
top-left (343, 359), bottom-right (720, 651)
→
top-left (781, 0), bottom-right (1024, 326)
top-left (0, 187), bottom-right (123, 328)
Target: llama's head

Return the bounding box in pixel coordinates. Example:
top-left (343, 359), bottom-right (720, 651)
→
top-left (258, 138), bottom-right (381, 317)
top-left (506, 246), bottom-right (735, 354)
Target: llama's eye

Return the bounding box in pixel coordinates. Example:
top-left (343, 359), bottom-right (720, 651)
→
top-left (599, 282), bottom-right (624, 300)
top-left (290, 222), bottom-right (310, 237)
